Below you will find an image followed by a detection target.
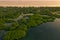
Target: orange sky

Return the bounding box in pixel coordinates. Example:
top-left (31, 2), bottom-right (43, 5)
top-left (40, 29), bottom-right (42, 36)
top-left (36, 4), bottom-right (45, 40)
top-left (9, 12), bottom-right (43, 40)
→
top-left (0, 0), bottom-right (60, 7)
top-left (0, 0), bottom-right (60, 1)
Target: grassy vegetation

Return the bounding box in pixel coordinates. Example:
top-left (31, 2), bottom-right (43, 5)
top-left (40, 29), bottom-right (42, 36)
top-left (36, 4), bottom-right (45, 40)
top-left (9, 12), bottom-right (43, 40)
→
top-left (0, 7), bottom-right (60, 40)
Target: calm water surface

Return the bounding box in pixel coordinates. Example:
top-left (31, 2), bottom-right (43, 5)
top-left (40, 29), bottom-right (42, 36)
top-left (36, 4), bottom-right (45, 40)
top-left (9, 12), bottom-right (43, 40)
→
top-left (0, 18), bottom-right (60, 40)
top-left (22, 18), bottom-right (60, 40)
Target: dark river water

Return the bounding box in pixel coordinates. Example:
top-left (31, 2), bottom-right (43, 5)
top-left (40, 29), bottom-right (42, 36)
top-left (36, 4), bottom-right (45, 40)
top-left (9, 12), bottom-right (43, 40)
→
top-left (21, 18), bottom-right (60, 40)
top-left (0, 18), bottom-right (60, 40)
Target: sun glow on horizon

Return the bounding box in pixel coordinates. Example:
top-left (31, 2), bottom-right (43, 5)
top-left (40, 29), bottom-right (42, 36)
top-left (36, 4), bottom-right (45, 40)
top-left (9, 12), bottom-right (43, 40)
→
top-left (0, 0), bottom-right (60, 7)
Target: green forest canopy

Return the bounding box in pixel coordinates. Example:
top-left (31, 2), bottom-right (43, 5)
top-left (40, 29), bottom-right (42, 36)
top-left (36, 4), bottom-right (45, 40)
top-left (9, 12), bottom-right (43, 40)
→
top-left (0, 7), bottom-right (60, 40)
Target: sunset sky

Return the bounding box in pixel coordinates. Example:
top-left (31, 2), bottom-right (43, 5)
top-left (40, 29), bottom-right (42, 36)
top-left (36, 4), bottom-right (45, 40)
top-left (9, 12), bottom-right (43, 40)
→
top-left (0, 0), bottom-right (60, 7)
top-left (0, 0), bottom-right (60, 1)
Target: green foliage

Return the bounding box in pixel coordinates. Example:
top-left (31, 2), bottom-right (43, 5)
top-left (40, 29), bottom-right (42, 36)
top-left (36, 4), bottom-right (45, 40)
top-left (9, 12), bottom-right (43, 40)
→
top-left (3, 30), bottom-right (26, 40)
top-left (0, 7), bottom-right (59, 40)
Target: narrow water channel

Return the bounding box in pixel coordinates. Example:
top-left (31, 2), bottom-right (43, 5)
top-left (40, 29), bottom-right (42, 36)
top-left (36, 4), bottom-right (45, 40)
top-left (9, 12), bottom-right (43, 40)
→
top-left (0, 30), bottom-right (6, 40)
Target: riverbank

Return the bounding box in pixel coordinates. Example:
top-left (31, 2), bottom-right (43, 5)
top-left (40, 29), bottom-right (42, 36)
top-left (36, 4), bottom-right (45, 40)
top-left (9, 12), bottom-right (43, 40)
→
top-left (21, 18), bottom-right (60, 40)
top-left (0, 7), bottom-right (60, 40)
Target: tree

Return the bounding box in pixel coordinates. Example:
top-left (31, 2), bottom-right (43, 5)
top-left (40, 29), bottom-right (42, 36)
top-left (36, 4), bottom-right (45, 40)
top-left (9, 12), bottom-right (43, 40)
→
top-left (3, 30), bottom-right (26, 40)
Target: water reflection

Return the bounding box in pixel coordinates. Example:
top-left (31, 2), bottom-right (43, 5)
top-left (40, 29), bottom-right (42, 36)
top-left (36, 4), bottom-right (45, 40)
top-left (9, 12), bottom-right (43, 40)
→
top-left (22, 18), bottom-right (60, 40)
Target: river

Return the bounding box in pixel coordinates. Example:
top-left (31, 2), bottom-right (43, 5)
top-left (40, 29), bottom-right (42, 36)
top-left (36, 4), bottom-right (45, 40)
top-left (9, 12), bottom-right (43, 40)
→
top-left (0, 18), bottom-right (60, 40)
top-left (21, 18), bottom-right (60, 40)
